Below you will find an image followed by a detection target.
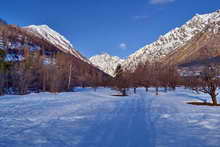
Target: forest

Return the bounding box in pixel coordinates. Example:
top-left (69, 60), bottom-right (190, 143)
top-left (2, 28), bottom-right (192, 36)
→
top-left (0, 21), bottom-right (108, 95)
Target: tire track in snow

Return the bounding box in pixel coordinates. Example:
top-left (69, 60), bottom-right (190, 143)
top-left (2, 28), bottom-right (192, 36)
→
top-left (76, 94), bottom-right (151, 147)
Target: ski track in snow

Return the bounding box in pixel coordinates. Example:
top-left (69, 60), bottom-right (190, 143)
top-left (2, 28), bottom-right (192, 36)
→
top-left (0, 88), bottom-right (220, 147)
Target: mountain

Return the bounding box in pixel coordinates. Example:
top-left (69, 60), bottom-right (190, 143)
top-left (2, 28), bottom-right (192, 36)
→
top-left (0, 23), bottom-right (110, 92)
top-left (163, 22), bottom-right (220, 66)
top-left (24, 25), bottom-right (90, 64)
top-left (89, 53), bottom-right (124, 76)
top-left (122, 10), bottom-right (220, 71)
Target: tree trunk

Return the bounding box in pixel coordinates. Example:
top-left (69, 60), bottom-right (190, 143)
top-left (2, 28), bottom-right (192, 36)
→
top-left (156, 87), bottom-right (159, 96)
top-left (134, 88), bottom-right (136, 94)
top-left (164, 86), bottom-right (167, 92)
top-left (209, 85), bottom-right (218, 105)
top-left (211, 92), bottom-right (218, 105)
top-left (42, 70), bottom-right (47, 91)
top-left (122, 89), bottom-right (126, 96)
top-left (94, 87), bottom-right (97, 92)
top-left (0, 88), bottom-right (3, 96)
top-left (145, 87), bottom-right (148, 92)
top-left (82, 83), bottom-right (85, 88)
top-left (0, 78), bottom-right (3, 96)
top-left (67, 64), bottom-right (72, 90)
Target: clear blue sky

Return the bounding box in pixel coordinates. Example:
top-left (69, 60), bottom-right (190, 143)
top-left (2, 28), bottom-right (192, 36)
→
top-left (1, 0), bottom-right (220, 58)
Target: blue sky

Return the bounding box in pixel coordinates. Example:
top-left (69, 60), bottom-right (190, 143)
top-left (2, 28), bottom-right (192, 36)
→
top-left (1, 0), bottom-right (220, 58)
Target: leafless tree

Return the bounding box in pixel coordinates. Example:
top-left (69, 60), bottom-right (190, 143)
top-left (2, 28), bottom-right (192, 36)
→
top-left (150, 62), bottom-right (162, 95)
top-left (186, 64), bottom-right (220, 105)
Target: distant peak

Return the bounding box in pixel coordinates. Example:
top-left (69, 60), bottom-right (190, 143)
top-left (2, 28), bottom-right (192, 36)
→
top-left (92, 52), bottom-right (124, 60)
top-left (89, 53), bottom-right (124, 76)
top-left (100, 52), bottom-right (111, 56)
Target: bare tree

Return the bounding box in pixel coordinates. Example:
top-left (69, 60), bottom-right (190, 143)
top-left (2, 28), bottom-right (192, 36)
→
top-left (91, 71), bottom-right (103, 91)
top-left (132, 62), bottom-right (151, 93)
top-left (188, 64), bottom-right (220, 105)
top-left (160, 65), bottom-right (180, 92)
top-left (68, 63), bottom-right (73, 90)
top-left (151, 62), bottom-right (162, 95)
top-left (12, 62), bottom-right (33, 95)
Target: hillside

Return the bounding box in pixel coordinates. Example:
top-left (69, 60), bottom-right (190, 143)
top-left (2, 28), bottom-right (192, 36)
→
top-left (121, 10), bottom-right (220, 71)
top-left (162, 24), bottom-right (220, 66)
top-left (0, 23), bottom-right (110, 94)
top-left (24, 25), bottom-right (90, 64)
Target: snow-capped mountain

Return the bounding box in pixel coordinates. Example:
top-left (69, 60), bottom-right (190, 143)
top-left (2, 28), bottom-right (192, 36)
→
top-left (89, 53), bottom-right (124, 76)
top-left (24, 25), bottom-right (89, 63)
top-left (123, 10), bottom-right (220, 71)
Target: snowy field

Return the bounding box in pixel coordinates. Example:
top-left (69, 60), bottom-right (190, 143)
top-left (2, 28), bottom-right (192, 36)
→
top-left (0, 88), bottom-right (220, 147)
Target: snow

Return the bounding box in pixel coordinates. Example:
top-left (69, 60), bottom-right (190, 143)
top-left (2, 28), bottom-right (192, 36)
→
top-left (24, 25), bottom-right (73, 51)
top-left (89, 53), bottom-right (124, 76)
top-left (23, 25), bottom-right (90, 64)
top-left (1, 87), bottom-right (220, 147)
top-left (4, 54), bottom-right (24, 62)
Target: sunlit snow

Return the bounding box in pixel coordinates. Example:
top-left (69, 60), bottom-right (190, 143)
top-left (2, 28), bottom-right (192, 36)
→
top-left (1, 88), bottom-right (220, 147)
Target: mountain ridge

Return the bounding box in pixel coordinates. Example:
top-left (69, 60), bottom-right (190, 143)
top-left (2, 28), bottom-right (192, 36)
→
top-left (122, 9), bottom-right (220, 70)
top-left (89, 10), bottom-right (220, 73)
top-left (24, 25), bottom-right (90, 64)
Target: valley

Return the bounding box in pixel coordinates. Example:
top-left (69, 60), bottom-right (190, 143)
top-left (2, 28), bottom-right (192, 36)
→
top-left (1, 4), bottom-right (220, 147)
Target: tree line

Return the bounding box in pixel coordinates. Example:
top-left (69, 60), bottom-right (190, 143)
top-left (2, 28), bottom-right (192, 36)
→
top-left (112, 60), bottom-right (220, 105)
top-left (112, 61), bottom-right (180, 96)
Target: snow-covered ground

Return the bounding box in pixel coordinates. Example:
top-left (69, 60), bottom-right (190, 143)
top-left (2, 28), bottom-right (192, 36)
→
top-left (0, 88), bottom-right (220, 147)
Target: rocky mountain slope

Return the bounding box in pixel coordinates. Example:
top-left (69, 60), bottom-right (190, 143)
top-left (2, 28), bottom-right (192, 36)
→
top-left (122, 10), bottom-right (220, 71)
top-left (89, 53), bottom-right (124, 76)
top-left (163, 23), bottom-right (220, 66)
top-left (24, 25), bottom-right (90, 64)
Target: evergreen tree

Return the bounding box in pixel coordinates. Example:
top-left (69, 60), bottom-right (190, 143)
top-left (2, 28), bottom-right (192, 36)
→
top-left (114, 64), bottom-right (129, 96)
